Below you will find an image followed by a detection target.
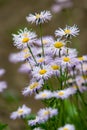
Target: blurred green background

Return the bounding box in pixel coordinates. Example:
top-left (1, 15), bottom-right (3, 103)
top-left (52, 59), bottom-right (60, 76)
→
top-left (0, 0), bottom-right (87, 130)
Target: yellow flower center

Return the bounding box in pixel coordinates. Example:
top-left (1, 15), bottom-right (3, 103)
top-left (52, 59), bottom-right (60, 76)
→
top-left (24, 53), bottom-right (31, 59)
top-left (36, 14), bottom-right (41, 19)
top-left (63, 128), bottom-right (69, 130)
top-left (42, 93), bottom-right (47, 97)
top-left (43, 40), bottom-right (48, 44)
top-left (22, 37), bottom-right (29, 43)
top-left (78, 56), bottom-right (84, 61)
top-left (44, 111), bottom-right (50, 115)
top-left (30, 82), bottom-right (39, 89)
top-left (18, 109), bottom-right (23, 114)
top-left (38, 58), bottom-right (44, 63)
top-left (58, 91), bottom-right (64, 96)
top-left (51, 65), bottom-right (60, 70)
top-left (83, 75), bottom-right (87, 80)
top-left (39, 69), bottom-right (47, 75)
top-left (64, 29), bottom-right (71, 34)
top-left (54, 41), bottom-right (64, 48)
top-left (63, 57), bottom-right (70, 62)
top-left (23, 48), bottom-right (29, 53)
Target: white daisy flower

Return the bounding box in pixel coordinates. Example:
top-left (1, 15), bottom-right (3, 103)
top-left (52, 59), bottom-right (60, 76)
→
top-left (0, 68), bottom-right (5, 76)
top-left (22, 80), bottom-right (43, 96)
top-left (10, 104), bottom-right (31, 120)
top-left (77, 55), bottom-right (87, 63)
top-left (32, 65), bottom-right (52, 80)
top-left (12, 28), bottom-right (37, 49)
top-left (37, 107), bottom-right (58, 121)
top-left (50, 62), bottom-right (60, 76)
top-left (49, 39), bottom-right (66, 56)
top-left (28, 116), bottom-right (45, 126)
top-left (35, 36), bottom-right (54, 47)
top-left (33, 127), bottom-right (44, 130)
top-left (18, 62), bottom-right (33, 73)
top-left (55, 25), bottom-right (79, 38)
top-left (53, 87), bottom-right (76, 99)
top-left (26, 10), bottom-right (52, 25)
top-left (58, 124), bottom-right (75, 130)
top-left (58, 56), bottom-right (78, 68)
top-left (35, 90), bottom-right (53, 100)
top-left (0, 81), bottom-right (7, 92)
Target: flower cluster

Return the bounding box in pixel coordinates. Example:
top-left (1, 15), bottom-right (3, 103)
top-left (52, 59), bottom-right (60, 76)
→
top-left (10, 10), bottom-right (87, 130)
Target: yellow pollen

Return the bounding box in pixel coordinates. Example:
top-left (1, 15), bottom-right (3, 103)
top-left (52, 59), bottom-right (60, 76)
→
top-left (38, 58), bottom-right (44, 63)
top-left (23, 48), bottom-right (29, 53)
top-left (58, 91), bottom-right (64, 96)
top-left (39, 69), bottom-right (47, 75)
top-left (24, 54), bottom-right (31, 59)
top-left (22, 37), bottom-right (29, 43)
top-left (43, 40), bottom-right (48, 44)
top-left (42, 93), bottom-right (47, 97)
top-left (78, 56), bottom-right (84, 61)
top-left (51, 65), bottom-right (60, 70)
top-left (63, 128), bottom-right (69, 130)
top-left (44, 111), bottom-right (50, 115)
top-left (36, 14), bottom-right (41, 19)
top-left (63, 57), bottom-right (70, 62)
top-left (30, 82), bottom-right (38, 89)
top-left (64, 29), bottom-right (71, 34)
top-left (54, 41), bottom-right (64, 48)
top-left (18, 109), bottom-right (23, 114)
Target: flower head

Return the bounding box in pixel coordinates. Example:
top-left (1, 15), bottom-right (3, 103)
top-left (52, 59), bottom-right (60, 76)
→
top-left (10, 104), bottom-right (31, 120)
top-left (58, 124), bottom-right (75, 130)
top-left (26, 10), bottom-right (52, 25)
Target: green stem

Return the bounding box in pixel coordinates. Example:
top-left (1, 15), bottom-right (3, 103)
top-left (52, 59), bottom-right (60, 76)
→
top-left (27, 44), bottom-right (38, 65)
top-left (39, 23), bottom-right (44, 57)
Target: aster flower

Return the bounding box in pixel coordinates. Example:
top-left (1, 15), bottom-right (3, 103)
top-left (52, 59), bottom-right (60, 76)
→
top-left (26, 11), bottom-right (52, 25)
top-left (32, 65), bottom-right (52, 80)
top-left (35, 90), bottom-right (53, 100)
top-left (49, 39), bottom-right (66, 56)
top-left (58, 124), bottom-right (75, 130)
top-left (35, 36), bottom-right (54, 47)
top-left (53, 87), bottom-right (76, 99)
top-left (0, 68), bottom-right (5, 76)
top-left (10, 104), bottom-right (31, 120)
top-left (55, 25), bottom-right (79, 38)
top-left (22, 80), bottom-right (43, 96)
top-left (37, 107), bottom-right (58, 121)
top-left (0, 81), bottom-right (7, 92)
top-left (12, 28), bottom-right (37, 49)
top-left (33, 127), bottom-right (45, 130)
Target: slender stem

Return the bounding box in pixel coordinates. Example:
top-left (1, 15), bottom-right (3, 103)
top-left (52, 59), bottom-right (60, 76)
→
top-left (39, 23), bottom-right (44, 57)
top-left (27, 44), bottom-right (38, 65)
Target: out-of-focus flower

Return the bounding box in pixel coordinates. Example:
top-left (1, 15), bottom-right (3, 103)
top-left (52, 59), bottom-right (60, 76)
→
top-left (10, 104), bottom-right (31, 120)
top-left (58, 124), bottom-right (75, 130)
top-left (26, 11), bottom-right (52, 25)
top-left (0, 81), bottom-right (7, 92)
top-left (0, 68), bottom-right (5, 76)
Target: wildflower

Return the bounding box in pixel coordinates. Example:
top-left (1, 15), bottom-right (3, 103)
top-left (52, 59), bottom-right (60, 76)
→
top-left (35, 36), bottom-right (54, 47)
top-left (32, 65), bottom-right (52, 80)
top-left (50, 62), bottom-right (60, 76)
top-left (0, 81), bottom-right (7, 92)
top-left (55, 25), bottom-right (79, 38)
top-left (35, 90), bottom-right (53, 100)
top-left (53, 87), bottom-right (76, 99)
top-left (22, 80), bottom-right (43, 96)
top-left (0, 68), bottom-right (5, 76)
top-left (33, 127), bottom-right (44, 130)
top-left (12, 28), bottom-right (37, 49)
top-left (10, 104), bottom-right (31, 120)
top-left (58, 124), bottom-right (75, 130)
top-left (28, 116), bottom-right (45, 126)
top-left (26, 11), bottom-right (52, 25)
top-left (37, 107), bottom-right (58, 121)
top-left (49, 39), bottom-right (66, 56)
